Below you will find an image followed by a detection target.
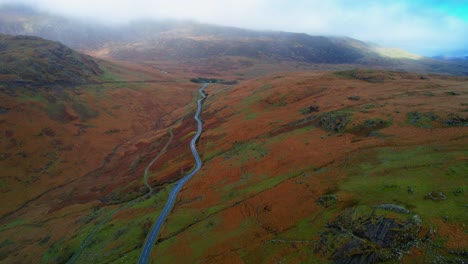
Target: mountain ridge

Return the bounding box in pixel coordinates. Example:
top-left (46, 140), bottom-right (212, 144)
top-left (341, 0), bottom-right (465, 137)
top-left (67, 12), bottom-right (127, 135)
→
top-left (2, 4), bottom-right (467, 76)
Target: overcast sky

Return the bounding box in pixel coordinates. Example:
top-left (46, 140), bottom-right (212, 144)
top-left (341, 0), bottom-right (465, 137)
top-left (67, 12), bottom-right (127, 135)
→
top-left (1, 0), bottom-right (467, 56)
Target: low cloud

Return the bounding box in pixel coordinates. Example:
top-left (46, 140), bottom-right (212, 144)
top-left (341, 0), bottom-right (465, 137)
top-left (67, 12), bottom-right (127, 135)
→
top-left (1, 0), bottom-right (467, 55)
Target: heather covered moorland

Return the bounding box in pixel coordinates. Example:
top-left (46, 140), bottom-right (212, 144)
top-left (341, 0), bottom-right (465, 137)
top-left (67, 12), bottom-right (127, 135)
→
top-left (0, 2), bottom-right (467, 264)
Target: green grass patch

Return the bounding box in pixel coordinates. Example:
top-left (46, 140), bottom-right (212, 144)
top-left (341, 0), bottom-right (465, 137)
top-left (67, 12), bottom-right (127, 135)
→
top-left (407, 111), bottom-right (439, 128)
top-left (267, 125), bottom-right (313, 145)
top-left (181, 131), bottom-right (196, 141)
top-left (244, 112), bottom-right (258, 120)
top-left (45, 103), bottom-right (75, 123)
top-left (263, 204), bottom-right (340, 261)
top-left (221, 170), bottom-right (301, 203)
top-left (155, 213), bottom-right (226, 263)
top-left (129, 156), bottom-right (143, 173)
top-left (72, 184), bottom-right (175, 263)
top-left (150, 236), bottom-right (178, 263)
top-left (0, 219), bottom-right (25, 232)
top-left (202, 141), bottom-right (224, 161)
top-left (72, 102), bottom-right (99, 121)
top-left (340, 146), bottom-right (467, 224)
top-left (365, 104), bottom-right (376, 109)
top-left (0, 178), bottom-right (9, 191)
top-left (318, 110), bottom-right (353, 133)
top-left (164, 210), bottom-right (221, 240)
top-left (240, 94), bottom-right (262, 109)
top-left (255, 83), bottom-right (272, 93)
top-left (109, 249), bottom-right (139, 264)
top-left (16, 89), bottom-right (47, 104)
top-left (0, 239), bottom-right (14, 248)
top-left (99, 106), bottom-right (114, 117)
top-left (334, 69), bottom-right (390, 83)
top-left (275, 212), bottom-right (335, 242)
top-left (41, 238), bottom-right (74, 264)
top-left (271, 96), bottom-right (288, 107)
top-left (359, 104), bottom-right (377, 113)
top-left (99, 66), bottom-right (124, 82)
top-left (350, 117), bottom-right (392, 136)
top-left (222, 141), bottom-right (269, 166)
top-left (164, 208), bottom-right (204, 235)
top-left (80, 84), bottom-right (115, 100)
top-left (189, 216), bottom-right (254, 261)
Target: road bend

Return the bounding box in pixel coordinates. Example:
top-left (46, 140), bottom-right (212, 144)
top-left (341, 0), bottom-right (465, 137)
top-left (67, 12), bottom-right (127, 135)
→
top-left (67, 129), bottom-right (174, 264)
top-left (137, 83), bottom-right (208, 264)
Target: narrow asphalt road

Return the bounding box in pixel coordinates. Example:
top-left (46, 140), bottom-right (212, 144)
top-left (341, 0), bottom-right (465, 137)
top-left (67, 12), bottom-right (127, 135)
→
top-left (137, 83), bottom-right (208, 264)
top-left (67, 129), bottom-right (175, 264)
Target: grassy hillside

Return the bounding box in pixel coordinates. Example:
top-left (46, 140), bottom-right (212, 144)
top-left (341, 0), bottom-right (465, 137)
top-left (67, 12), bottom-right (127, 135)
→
top-left (149, 70), bottom-right (466, 263)
top-left (0, 34), bottom-right (104, 85)
top-left (2, 68), bottom-right (465, 263)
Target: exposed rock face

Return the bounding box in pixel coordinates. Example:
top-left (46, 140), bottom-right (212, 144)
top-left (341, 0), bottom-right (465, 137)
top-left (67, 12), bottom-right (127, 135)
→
top-left (317, 206), bottom-right (421, 264)
top-left (318, 110), bottom-right (352, 133)
top-left (317, 195), bottom-right (338, 208)
top-left (444, 114), bottom-right (468, 127)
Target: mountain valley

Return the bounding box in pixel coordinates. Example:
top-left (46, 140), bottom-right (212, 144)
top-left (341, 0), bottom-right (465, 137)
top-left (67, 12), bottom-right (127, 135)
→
top-left (0, 4), bottom-right (467, 264)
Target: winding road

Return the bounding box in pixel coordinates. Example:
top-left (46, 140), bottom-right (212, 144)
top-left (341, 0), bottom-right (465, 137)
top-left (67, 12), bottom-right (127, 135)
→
top-left (137, 83), bottom-right (208, 264)
top-left (67, 129), bottom-right (174, 264)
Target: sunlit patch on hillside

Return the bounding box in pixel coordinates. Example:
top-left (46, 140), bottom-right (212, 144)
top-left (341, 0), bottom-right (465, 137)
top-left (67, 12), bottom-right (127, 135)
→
top-left (374, 47), bottom-right (423, 60)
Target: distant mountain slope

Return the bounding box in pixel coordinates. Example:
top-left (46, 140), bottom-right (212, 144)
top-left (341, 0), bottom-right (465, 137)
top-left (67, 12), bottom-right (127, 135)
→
top-left (0, 6), bottom-right (368, 63)
top-left (107, 31), bottom-right (367, 63)
top-left (0, 5), bottom-right (123, 50)
top-left (0, 34), bottom-right (103, 84)
top-left (1, 5), bottom-right (468, 76)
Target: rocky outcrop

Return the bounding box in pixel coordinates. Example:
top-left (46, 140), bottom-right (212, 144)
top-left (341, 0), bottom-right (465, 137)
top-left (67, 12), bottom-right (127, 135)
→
top-left (316, 205), bottom-right (421, 264)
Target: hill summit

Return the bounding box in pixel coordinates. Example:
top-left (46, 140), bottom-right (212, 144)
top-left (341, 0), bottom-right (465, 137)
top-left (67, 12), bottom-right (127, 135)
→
top-left (0, 34), bottom-right (103, 85)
